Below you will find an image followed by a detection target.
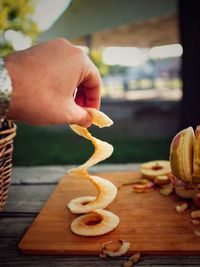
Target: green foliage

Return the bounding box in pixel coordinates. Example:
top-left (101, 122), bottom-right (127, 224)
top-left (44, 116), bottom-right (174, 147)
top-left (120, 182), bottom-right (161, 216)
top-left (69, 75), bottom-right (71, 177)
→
top-left (89, 49), bottom-right (129, 77)
top-left (0, 0), bottom-right (39, 56)
top-left (89, 49), bottom-right (109, 77)
top-left (13, 123), bottom-right (171, 166)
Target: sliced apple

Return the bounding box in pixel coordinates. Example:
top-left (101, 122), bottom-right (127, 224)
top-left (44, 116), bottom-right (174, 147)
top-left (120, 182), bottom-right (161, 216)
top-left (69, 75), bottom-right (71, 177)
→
top-left (71, 209), bottom-right (119, 236)
top-left (140, 160), bottom-right (171, 182)
top-left (193, 126), bottom-right (200, 172)
top-left (68, 109), bottom-right (119, 237)
top-left (175, 203), bottom-right (188, 213)
top-left (174, 182), bottom-right (198, 199)
top-left (154, 175), bottom-right (171, 185)
top-left (192, 126), bottom-right (200, 184)
top-left (170, 127), bottom-right (194, 183)
top-left (159, 183), bottom-right (174, 196)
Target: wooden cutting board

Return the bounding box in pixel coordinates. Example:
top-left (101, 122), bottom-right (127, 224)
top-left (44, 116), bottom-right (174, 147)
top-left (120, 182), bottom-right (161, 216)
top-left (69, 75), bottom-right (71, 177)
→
top-left (19, 171), bottom-right (200, 255)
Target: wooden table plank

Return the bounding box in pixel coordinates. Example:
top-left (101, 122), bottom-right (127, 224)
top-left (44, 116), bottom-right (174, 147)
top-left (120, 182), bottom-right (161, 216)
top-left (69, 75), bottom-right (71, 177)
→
top-left (18, 171), bottom-right (200, 256)
top-left (1, 218), bottom-right (200, 267)
top-left (4, 185), bottom-right (56, 213)
top-left (12, 164), bottom-right (140, 184)
top-left (1, 165), bottom-right (200, 266)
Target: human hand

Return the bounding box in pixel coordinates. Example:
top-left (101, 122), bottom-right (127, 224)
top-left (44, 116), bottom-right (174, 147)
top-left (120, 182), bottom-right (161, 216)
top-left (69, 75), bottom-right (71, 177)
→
top-left (4, 38), bottom-right (101, 127)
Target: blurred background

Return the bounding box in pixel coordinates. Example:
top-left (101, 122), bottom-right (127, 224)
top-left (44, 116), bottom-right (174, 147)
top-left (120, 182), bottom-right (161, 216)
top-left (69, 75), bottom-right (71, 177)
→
top-left (0, 0), bottom-right (198, 166)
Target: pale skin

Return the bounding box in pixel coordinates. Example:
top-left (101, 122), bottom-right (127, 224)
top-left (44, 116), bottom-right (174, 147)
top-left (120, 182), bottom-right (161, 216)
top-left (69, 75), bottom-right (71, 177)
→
top-left (4, 38), bottom-right (101, 127)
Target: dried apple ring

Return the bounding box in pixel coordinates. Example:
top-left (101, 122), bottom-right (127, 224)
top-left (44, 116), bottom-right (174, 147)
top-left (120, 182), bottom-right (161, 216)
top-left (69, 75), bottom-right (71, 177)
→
top-left (68, 109), bottom-right (119, 236)
top-left (68, 175), bottom-right (117, 213)
top-left (71, 209), bottom-right (119, 236)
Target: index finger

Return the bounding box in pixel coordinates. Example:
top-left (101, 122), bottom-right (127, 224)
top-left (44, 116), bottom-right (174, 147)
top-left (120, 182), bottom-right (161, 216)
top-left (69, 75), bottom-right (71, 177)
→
top-left (75, 65), bottom-right (101, 109)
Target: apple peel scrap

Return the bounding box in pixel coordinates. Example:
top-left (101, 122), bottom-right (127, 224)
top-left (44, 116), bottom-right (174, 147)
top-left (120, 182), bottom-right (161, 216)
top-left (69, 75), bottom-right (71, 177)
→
top-left (100, 240), bottom-right (130, 258)
top-left (123, 252), bottom-right (141, 267)
top-left (67, 109), bottom-right (119, 236)
top-left (132, 180), bottom-right (154, 193)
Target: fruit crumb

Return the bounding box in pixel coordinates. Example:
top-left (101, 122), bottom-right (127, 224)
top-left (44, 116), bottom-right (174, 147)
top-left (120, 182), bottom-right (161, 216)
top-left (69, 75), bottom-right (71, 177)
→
top-left (191, 219), bottom-right (200, 225)
top-left (175, 203), bottom-right (188, 213)
top-left (193, 229), bottom-right (200, 237)
top-left (122, 252), bottom-right (140, 267)
top-left (191, 210), bottom-right (200, 219)
top-left (160, 183), bottom-right (174, 196)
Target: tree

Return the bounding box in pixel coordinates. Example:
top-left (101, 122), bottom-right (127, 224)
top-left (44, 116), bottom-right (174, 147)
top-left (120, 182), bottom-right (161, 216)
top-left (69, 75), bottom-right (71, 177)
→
top-left (0, 0), bottom-right (39, 56)
top-left (89, 49), bottom-right (109, 77)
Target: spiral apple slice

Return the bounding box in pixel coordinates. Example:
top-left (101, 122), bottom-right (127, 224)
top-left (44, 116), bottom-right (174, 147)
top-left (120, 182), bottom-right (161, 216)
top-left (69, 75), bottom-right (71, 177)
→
top-left (71, 209), bottom-right (119, 236)
top-left (67, 108), bottom-right (119, 236)
top-left (68, 133), bottom-right (113, 177)
top-left (67, 129), bottom-right (116, 212)
top-left (68, 175), bottom-right (117, 213)
top-left (86, 108), bottom-right (113, 128)
top-left (170, 127), bottom-right (194, 183)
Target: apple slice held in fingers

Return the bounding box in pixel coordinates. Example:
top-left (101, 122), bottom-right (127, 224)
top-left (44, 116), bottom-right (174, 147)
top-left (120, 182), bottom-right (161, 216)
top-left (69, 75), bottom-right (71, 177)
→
top-left (68, 108), bottom-right (119, 237)
top-left (170, 127), bottom-right (195, 183)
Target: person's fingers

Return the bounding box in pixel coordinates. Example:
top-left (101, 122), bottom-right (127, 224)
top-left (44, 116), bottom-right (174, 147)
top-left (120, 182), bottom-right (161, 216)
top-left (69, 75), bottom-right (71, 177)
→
top-left (75, 63), bottom-right (101, 109)
top-left (68, 101), bottom-right (92, 127)
top-left (74, 85), bottom-right (86, 107)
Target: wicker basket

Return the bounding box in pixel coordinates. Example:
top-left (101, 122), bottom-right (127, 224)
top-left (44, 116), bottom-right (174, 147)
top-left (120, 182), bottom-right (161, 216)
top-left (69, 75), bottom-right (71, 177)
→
top-left (0, 120), bottom-right (16, 211)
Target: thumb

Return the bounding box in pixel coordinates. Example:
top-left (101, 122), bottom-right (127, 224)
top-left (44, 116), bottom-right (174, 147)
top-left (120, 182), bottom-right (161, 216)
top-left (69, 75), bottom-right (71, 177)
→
top-left (69, 103), bottom-right (92, 127)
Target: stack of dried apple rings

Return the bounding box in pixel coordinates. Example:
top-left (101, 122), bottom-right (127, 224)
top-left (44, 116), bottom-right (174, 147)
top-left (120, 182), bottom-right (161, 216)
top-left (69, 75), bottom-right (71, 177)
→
top-left (67, 109), bottom-right (119, 236)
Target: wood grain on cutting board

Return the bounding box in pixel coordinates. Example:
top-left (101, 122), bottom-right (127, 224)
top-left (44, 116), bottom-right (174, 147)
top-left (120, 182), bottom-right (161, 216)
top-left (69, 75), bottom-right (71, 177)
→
top-left (19, 172), bottom-right (200, 255)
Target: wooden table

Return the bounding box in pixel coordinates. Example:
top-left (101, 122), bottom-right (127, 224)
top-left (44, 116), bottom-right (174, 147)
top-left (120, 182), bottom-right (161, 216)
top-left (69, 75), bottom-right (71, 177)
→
top-left (1, 164), bottom-right (200, 266)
